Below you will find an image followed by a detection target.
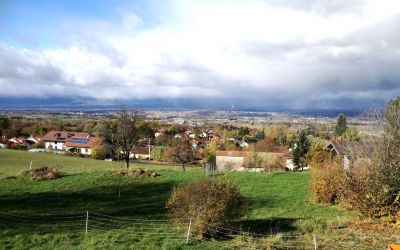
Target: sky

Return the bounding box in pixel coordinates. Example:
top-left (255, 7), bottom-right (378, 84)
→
top-left (1, 0), bottom-right (400, 109)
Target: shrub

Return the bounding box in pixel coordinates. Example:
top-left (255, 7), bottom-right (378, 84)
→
top-left (310, 159), bottom-right (344, 204)
top-left (150, 146), bottom-right (166, 161)
top-left (21, 167), bottom-right (63, 180)
top-left (8, 143), bottom-right (27, 151)
top-left (339, 97), bottom-right (400, 221)
top-left (91, 144), bottom-right (112, 160)
top-left (264, 155), bottom-right (286, 172)
top-left (339, 162), bottom-right (374, 216)
top-left (166, 177), bottom-right (248, 238)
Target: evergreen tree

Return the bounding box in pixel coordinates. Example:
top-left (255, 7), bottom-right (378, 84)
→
top-left (0, 116), bottom-right (10, 136)
top-left (292, 130), bottom-right (310, 170)
top-left (255, 128), bottom-right (265, 141)
top-left (334, 113), bottom-right (347, 136)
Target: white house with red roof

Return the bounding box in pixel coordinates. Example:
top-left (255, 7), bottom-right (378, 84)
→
top-left (64, 136), bottom-right (104, 155)
top-left (42, 131), bottom-right (90, 151)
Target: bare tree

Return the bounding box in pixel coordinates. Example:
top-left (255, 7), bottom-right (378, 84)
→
top-left (166, 139), bottom-right (194, 172)
top-left (113, 108), bottom-right (142, 169)
top-left (204, 153), bottom-right (216, 176)
top-left (249, 145), bottom-right (263, 172)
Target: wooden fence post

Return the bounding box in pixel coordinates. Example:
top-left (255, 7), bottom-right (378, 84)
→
top-left (186, 218), bottom-right (192, 244)
top-left (313, 234), bottom-right (317, 250)
top-left (85, 211), bottom-right (89, 235)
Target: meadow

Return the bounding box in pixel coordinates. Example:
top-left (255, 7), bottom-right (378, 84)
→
top-left (0, 149), bottom-right (399, 249)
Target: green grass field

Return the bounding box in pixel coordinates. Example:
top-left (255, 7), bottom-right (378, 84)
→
top-left (0, 149), bottom-right (399, 249)
top-left (0, 149), bottom-right (183, 175)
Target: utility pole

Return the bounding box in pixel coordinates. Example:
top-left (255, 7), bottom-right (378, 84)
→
top-left (148, 138), bottom-right (151, 160)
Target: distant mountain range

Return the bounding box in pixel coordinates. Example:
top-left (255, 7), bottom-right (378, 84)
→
top-left (0, 97), bottom-right (379, 117)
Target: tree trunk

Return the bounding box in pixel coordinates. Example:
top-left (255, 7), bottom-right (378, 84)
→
top-left (125, 155), bottom-right (130, 169)
top-left (182, 163), bottom-right (186, 172)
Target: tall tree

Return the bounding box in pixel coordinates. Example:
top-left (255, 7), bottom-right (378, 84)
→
top-left (166, 139), bottom-right (194, 172)
top-left (292, 130), bottom-right (310, 170)
top-left (255, 128), bottom-right (265, 141)
top-left (334, 113), bottom-right (347, 136)
top-left (113, 108), bottom-right (142, 169)
top-left (249, 144), bottom-right (263, 171)
top-left (0, 116), bottom-right (10, 137)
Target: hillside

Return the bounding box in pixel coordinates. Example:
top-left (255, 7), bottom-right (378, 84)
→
top-left (0, 149), bottom-right (399, 249)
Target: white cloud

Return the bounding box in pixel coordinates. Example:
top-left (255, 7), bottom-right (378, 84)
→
top-left (1, 0), bottom-right (400, 107)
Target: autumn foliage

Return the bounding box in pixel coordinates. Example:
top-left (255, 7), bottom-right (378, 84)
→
top-left (166, 177), bottom-right (248, 238)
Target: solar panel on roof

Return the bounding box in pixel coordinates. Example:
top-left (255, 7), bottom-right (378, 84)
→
top-left (68, 138), bottom-right (89, 144)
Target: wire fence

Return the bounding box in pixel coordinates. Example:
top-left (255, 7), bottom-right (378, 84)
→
top-left (0, 211), bottom-right (319, 249)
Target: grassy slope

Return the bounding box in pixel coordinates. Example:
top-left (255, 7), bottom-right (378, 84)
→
top-left (0, 149), bottom-right (182, 175)
top-left (0, 149), bottom-right (399, 249)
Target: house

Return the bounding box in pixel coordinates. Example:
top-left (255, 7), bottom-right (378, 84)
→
top-left (42, 131), bottom-right (90, 151)
top-left (154, 128), bottom-right (164, 138)
top-left (174, 133), bottom-right (183, 139)
top-left (216, 149), bottom-right (288, 172)
top-left (64, 136), bottom-right (104, 155)
top-left (324, 140), bottom-right (372, 170)
top-left (185, 131), bottom-right (196, 139)
top-left (26, 136), bottom-right (42, 145)
top-left (190, 138), bottom-right (205, 149)
top-left (8, 137), bottom-right (28, 147)
top-left (130, 146), bottom-right (152, 160)
top-left (239, 141), bottom-right (249, 148)
top-left (199, 131), bottom-right (209, 139)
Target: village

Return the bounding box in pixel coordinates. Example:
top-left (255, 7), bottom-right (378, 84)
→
top-left (1, 105), bottom-right (395, 249)
top-left (2, 0), bottom-right (400, 248)
top-left (0, 110), bottom-right (369, 172)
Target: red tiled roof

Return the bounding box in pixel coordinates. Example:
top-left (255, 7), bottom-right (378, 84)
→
top-left (131, 147), bottom-right (152, 155)
top-left (64, 137), bottom-right (103, 148)
top-left (42, 131), bottom-right (90, 142)
top-left (271, 147), bottom-right (288, 154)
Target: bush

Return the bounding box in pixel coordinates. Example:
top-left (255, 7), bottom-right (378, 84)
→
top-left (21, 167), bottom-right (63, 180)
top-left (264, 155), bottom-right (286, 172)
top-left (339, 97), bottom-right (400, 221)
top-left (8, 143), bottom-right (27, 151)
top-left (166, 177), bottom-right (248, 238)
top-left (91, 144), bottom-right (112, 160)
top-left (150, 146), bottom-right (166, 161)
top-left (339, 162), bottom-right (374, 216)
top-left (310, 159), bottom-right (344, 204)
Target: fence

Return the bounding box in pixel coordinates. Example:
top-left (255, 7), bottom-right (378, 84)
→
top-left (0, 211), bottom-right (319, 249)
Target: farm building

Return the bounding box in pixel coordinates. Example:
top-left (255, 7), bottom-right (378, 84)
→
top-left (216, 150), bottom-right (287, 172)
top-left (130, 146), bottom-right (152, 160)
top-left (216, 151), bottom-right (248, 171)
top-left (324, 140), bottom-right (373, 170)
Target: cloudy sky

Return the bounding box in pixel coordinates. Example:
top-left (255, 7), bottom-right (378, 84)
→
top-left (1, 0), bottom-right (400, 109)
